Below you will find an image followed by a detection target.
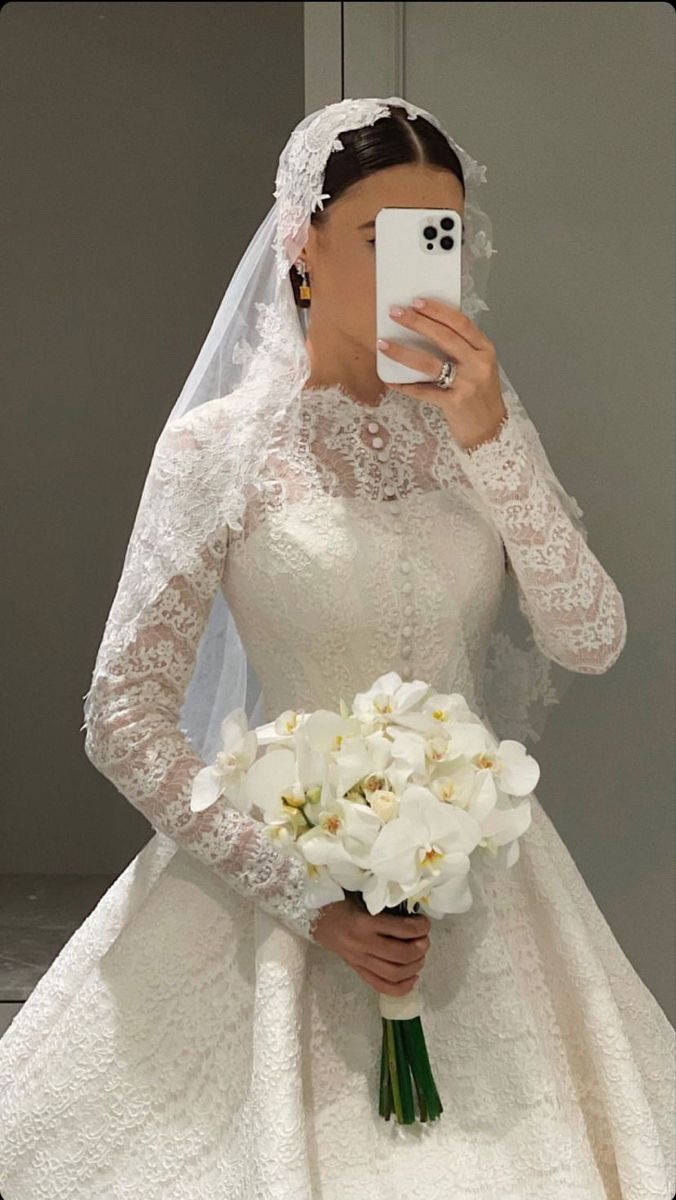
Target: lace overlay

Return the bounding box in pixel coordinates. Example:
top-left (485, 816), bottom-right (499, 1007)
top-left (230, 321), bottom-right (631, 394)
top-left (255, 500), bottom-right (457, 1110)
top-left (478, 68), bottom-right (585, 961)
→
top-left (222, 383), bottom-right (626, 728)
top-left (81, 381), bottom-right (626, 944)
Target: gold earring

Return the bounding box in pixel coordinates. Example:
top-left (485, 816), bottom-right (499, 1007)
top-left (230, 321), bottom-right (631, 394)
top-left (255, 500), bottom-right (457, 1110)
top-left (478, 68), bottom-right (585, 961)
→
top-left (296, 259), bottom-right (311, 304)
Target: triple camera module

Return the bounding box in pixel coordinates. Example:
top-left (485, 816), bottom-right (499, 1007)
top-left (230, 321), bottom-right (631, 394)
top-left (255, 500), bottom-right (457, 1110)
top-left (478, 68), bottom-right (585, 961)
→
top-left (422, 214), bottom-right (462, 253)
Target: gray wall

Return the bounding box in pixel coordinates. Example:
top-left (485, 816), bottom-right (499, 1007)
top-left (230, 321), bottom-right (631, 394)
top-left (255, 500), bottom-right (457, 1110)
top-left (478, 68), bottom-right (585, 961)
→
top-left (0, 1), bottom-right (305, 869)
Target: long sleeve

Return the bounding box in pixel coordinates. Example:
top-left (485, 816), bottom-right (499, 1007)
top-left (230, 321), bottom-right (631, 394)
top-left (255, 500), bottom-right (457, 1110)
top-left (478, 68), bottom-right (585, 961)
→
top-left (82, 426), bottom-right (324, 944)
top-left (456, 409), bottom-right (627, 674)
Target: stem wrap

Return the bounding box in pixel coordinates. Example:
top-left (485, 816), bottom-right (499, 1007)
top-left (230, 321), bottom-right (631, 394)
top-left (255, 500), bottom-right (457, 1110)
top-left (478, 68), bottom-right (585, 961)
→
top-left (378, 977), bottom-right (422, 1020)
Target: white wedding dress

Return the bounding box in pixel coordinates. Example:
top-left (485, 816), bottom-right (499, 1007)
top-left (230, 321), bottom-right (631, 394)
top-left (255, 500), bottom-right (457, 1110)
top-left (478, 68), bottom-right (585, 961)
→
top-left (1, 383), bottom-right (674, 1200)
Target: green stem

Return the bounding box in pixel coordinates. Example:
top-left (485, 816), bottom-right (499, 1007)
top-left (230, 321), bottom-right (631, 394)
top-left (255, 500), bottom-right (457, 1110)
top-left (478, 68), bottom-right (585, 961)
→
top-left (379, 1020), bottom-right (392, 1119)
top-left (410, 1063), bottom-right (428, 1122)
top-left (385, 1018), bottom-right (404, 1123)
top-left (401, 1018), bottom-right (443, 1119)
top-left (392, 1018), bottom-right (415, 1124)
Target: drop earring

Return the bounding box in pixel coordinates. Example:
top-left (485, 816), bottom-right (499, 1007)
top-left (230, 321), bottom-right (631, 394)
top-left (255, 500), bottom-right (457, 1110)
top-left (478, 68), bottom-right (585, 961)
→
top-left (295, 258), bottom-right (311, 305)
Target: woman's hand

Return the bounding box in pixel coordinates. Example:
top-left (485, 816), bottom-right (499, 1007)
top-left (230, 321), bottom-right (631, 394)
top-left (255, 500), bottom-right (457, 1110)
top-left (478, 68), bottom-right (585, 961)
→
top-left (377, 297), bottom-right (508, 452)
top-left (311, 894), bottom-right (431, 997)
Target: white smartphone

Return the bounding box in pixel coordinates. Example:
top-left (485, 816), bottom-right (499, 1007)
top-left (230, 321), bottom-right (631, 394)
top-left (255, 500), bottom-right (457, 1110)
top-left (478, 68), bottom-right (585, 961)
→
top-left (375, 207), bottom-right (463, 385)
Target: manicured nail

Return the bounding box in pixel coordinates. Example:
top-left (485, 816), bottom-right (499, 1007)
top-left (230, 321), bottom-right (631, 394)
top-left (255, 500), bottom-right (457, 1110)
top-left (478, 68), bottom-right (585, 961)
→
top-left (411, 297), bottom-right (425, 308)
top-left (377, 338), bottom-right (389, 349)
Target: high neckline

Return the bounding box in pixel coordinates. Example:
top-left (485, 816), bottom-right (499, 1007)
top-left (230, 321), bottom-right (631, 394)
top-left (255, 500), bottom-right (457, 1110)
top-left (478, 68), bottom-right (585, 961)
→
top-left (299, 381), bottom-right (414, 411)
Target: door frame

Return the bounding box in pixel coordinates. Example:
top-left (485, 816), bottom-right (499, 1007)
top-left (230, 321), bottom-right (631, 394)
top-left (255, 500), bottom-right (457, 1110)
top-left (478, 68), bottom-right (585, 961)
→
top-left (304, 2), bottom-right (405, 111)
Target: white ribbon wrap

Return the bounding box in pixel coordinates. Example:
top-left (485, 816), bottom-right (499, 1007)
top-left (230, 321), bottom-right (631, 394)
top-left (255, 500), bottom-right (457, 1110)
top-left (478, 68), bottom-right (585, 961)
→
top-left (378, 977), bottom-right (422, 1021)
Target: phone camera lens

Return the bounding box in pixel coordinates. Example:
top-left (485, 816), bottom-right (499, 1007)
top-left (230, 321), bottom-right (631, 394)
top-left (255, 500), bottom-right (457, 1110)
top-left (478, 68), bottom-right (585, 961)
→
top-left (440, 216), bottom-right (455, 231)
top-left (422, 225), bottom-right (437, 240)
top-left (440, 236), bottom-right (454, 251)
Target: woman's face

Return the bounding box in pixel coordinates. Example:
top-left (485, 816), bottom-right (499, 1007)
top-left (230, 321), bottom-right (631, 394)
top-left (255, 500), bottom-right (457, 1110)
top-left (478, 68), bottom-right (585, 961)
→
top-left (301, 163), bottom-right (466, 355)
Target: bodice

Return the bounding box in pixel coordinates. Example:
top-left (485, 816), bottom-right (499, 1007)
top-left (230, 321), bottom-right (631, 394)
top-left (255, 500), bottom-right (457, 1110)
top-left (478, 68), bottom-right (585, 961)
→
top-left (221, 384), bottom-right (506, 722)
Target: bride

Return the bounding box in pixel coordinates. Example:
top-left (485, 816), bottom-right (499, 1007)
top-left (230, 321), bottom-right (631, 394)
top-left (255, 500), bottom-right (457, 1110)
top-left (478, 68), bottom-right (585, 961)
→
top-left (0, 97), bottom-right (674, 1200)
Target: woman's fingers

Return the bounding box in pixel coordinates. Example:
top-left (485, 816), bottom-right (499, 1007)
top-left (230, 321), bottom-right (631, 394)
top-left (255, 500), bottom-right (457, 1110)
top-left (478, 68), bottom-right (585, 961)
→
top-left (358, 950), bottom-right (427, 983)
top-left (355, 960), bottom-right (421, 997)
top-left (366, 931), bottom-right (430, 965)
top-left (374, 912), bottom-right (431, 938)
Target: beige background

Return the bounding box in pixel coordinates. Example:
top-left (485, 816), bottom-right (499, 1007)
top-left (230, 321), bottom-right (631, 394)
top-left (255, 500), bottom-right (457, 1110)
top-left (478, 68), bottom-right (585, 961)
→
top-left (1, 2), bottom-right (674, 1022)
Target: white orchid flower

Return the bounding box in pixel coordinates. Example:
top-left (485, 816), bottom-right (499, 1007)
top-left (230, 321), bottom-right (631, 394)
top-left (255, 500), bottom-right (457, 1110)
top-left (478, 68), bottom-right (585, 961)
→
top-left (363, 852), bottom-right (474, 919)
top-left (300, 859), bottom-right (348, 909)
top-left (332, 728), bottom-right (394, 798)
top-left (339, 793), bottom-right (388, 862)
top-left (397, 866), bottom-right (475, 921)
top-left (351, 671), bottom-right (431, 731)
top-left (298, 795), bottom-right (379, 882)
top-left (470, 739), bottom-right (540, 799)
top-left (302, 708), bottom-right (362, 754)
top-left (361, 873), bottom-right (419, 915)
top-left (243, 733), bottom-right (324, 841)
top-left (366, 784), bottom-right (482, 915)
top-left (386, 716), bottom-right (490, 792)
top-left (388, 690), bottom-right (476, 735)
top-left (190, 707), bottom-right (258, 814)
top-left (293, 729), bottom-right (330, 794)
top-left (477, 795), bottom-right (533, 866)
top-left (428, 758), bottom-right (487, 814)
top-left (429, 762), bottom-right (531, 866)
top-left (298, 831), bottom-right (368, 891)
top-left (254, 708), bottom-right (310, 747)
top-left (386, 727), bottom-right (428, 782)
top-left (424, 691), bottom-right (478, 722)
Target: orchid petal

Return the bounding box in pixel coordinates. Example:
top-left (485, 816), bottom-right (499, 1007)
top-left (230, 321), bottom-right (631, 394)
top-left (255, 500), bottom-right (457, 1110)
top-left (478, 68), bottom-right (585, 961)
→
top-left (497, 741), bottom-right (541, 796)
top-left (244, 747), bottom-right (297, 812)
top-left (190, 764), bottom-right (224, 813)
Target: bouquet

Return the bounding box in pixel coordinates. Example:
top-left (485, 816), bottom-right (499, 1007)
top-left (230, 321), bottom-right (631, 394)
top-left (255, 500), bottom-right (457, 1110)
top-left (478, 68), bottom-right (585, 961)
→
top-left (190, 671), bottom-right (539, 1126)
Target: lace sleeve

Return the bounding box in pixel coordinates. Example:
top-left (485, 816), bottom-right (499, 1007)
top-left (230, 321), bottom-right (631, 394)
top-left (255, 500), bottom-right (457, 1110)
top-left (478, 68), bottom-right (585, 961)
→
top-left (457, 410), bottom-right (627, 674)
top-left (82, 425), bottom-right (324, 944)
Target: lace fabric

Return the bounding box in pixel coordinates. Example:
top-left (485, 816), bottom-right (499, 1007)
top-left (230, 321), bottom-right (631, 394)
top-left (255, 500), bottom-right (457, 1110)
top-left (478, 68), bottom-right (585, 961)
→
top-left (456, 390), bottom-right (628, 675)
top-left (227, 380), bottom-right (627, 715)
top-left (82, 478), bottom-right (323, 942)
top-left (81, 379), bottom-right (626, 956)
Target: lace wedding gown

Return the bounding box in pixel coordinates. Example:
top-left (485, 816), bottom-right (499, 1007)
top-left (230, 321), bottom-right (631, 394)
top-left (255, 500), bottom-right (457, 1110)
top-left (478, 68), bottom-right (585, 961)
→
top-left (0, 384), bottom-right (674, 1200)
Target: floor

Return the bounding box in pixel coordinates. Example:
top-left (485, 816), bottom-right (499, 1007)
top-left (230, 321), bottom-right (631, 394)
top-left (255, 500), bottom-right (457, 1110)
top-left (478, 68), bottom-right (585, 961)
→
top-left (0, 874), bottom-right (117, 1037)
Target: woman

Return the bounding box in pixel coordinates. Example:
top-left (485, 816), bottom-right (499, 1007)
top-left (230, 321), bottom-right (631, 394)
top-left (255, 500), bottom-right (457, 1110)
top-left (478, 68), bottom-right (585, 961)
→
top-left (0, 97), bottom-right (673, 1200)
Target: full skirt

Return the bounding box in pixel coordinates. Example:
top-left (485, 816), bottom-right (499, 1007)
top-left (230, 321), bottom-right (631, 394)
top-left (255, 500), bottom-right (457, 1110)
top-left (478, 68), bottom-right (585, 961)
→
top-left (0, 794), bottom-right (674, 1200)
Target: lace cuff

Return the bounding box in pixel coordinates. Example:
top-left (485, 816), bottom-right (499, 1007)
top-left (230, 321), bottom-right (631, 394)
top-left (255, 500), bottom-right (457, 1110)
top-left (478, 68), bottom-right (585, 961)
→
top-left (456, 411), bottom-right (627, 673)
top-left (462, 410), bottom-right (511, 456)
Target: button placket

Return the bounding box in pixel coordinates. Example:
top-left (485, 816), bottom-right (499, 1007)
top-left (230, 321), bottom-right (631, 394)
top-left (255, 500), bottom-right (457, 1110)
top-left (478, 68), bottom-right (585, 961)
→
top-left (397, 540), bottom-right (414, 680)
top-left (363, 417), bottom-right (414, 681)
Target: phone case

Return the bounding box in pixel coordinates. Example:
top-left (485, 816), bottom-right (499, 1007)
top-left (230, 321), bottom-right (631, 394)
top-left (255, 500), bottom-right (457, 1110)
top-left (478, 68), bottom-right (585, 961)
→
top-left (375, 207), bottom-right (462, 385)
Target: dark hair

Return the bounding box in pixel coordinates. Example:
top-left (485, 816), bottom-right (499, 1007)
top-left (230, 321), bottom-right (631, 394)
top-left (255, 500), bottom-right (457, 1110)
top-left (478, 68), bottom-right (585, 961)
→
top-left (290, 105), bottom-right (465, 307)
